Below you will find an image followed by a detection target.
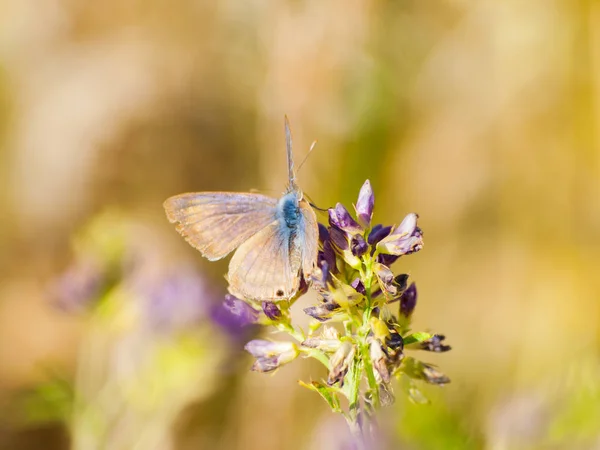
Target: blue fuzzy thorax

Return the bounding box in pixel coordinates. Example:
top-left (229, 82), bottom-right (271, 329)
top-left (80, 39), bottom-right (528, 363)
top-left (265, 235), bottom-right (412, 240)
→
top-left (277, 191), bottom-right (301, 230)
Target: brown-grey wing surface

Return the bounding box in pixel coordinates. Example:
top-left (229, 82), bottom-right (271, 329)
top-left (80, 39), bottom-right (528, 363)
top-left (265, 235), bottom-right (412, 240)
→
top-left (228, 220), bottom-right (301, 301)
top-left (163, 192), bottom-right (277, 261)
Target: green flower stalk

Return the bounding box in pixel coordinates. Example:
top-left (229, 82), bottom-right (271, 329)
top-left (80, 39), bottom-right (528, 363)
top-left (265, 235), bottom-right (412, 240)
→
top-left (240, 180), bottom-right (452, 444)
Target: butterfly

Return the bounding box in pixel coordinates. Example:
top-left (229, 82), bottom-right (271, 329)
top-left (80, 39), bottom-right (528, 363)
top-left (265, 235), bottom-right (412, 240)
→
top-left (163, 117), bottom-right (318, 302)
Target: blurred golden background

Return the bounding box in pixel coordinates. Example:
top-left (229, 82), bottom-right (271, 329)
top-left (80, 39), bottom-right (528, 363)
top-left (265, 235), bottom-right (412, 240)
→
top-left (1, 1), bottom-right (599, 449)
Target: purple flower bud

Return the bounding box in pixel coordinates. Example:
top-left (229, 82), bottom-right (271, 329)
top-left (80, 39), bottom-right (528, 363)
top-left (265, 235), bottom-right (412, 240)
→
top-left (400, 283), bottom-right (417, 318)
top-left (376, 213), bottom-right (424, 256)
top-left (351, 234), bottom-right (368, 257)
top-left (329, 226), bottom-right (349, 251)
top-left (329, 203), bottom-right (362, 234)
top-left (261, 301), bottom-right (282, 321)
top-left (355, 180), bottom-right (374, 228)
top-left (244, 340), bottom-right (299, 373)
top-left (368, 224), bottom-right (392, 246)
top-left (420, 334), bottom-right (451, 353)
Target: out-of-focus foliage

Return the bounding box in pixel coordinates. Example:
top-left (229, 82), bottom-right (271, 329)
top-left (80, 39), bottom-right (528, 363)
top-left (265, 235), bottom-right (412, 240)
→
top-left (1, 1), bottom-right (599, 449)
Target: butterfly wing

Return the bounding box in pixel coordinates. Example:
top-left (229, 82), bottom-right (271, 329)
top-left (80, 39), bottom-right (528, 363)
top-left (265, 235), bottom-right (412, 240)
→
top-left (163, 192), bottom-right (278, 261)
top-left (228, 219), bottom-right (300, 301)
top-left (299, 199), bottom-right (319, 280)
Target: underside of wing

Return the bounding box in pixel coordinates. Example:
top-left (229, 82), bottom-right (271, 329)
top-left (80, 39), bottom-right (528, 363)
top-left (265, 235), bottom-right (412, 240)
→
top-left (299, 199), bottom-right (319, 280)
top-left (228, 220), bottom-right (300, 301)
top-left (163, 192), bottom-right (277, 260)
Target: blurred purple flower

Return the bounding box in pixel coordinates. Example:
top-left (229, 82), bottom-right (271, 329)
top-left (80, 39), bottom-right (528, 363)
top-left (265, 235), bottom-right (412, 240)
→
top-left (51, 259), bottom-right (107, 312)
top-left (211, 294), bottom-right (258, 338)
top-left (143, 268), bottom-right (212, 331)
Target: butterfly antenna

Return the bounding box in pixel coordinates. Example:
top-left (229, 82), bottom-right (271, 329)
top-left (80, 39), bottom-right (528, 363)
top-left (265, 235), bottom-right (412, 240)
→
top-left (297, 140), bottom-right (317, 175)
top-left (304, 193), bottom-right (330, 212)
top-left (284, 115), bottom-right (297, 191)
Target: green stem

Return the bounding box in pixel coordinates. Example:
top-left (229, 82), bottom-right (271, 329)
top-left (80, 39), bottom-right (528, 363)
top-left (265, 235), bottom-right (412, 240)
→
top-left (300, 348), bottom-right (330, 369)
top-left (277, 322), bottom-right (305, 342)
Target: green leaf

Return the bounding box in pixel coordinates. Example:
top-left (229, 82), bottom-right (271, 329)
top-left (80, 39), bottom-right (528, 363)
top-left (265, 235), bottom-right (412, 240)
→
top-left (403, 332), bottom-right (433, 346)
top-left (298, 380), bottom-right (342, 413)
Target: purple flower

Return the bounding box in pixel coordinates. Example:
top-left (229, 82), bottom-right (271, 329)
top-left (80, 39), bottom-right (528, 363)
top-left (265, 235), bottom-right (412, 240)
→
top-left (355, 180), bottom-right (374, 228)
top-left (376, 213), bottom-right (423, 256)
top-left (244, 340), bottom-right (298, 372)
top-left (262, 301), bottom-right (282, 321)
top-left (329, 226), bottom-right (349, 251)
top-left (144, 268), bottom-right (211, 331)
top-left (318, 223), bottom-right (330, 243)
top-left (51, 259), bottom-right (106, 312)
top-left (329, 203), bottom-right (362, 234)
top-left (367, 224), bottom-right (392, 246)
top-left (351, 234), bottom-right (368, 257)
top-left (212, 294), bottom-right (259, 333)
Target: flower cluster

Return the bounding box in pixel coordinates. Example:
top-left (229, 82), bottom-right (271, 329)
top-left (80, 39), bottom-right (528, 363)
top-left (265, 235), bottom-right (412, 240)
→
top-left (234, 180), bottom-right (451, 436)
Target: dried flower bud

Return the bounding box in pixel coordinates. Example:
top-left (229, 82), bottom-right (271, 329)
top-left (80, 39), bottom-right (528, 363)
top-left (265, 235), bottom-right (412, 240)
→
top-left (369, 338), bottom-right (390, 383)
top-left (328, 342), bottom-right (355, 385)
top-left (244, 340), bottom-right (299, 373)
top-left (355, 179), bottom-right (374, 228)
top-left (302, 337), bottom-right (341, 352)
top-left (403, 357), bottom-right (450, 385)
top-left (375, 263), bottom-right (397, 297)
top-left (304, 301), bottom-right (341, 322)
top-left (419, 334), bottom-right (451, 352)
